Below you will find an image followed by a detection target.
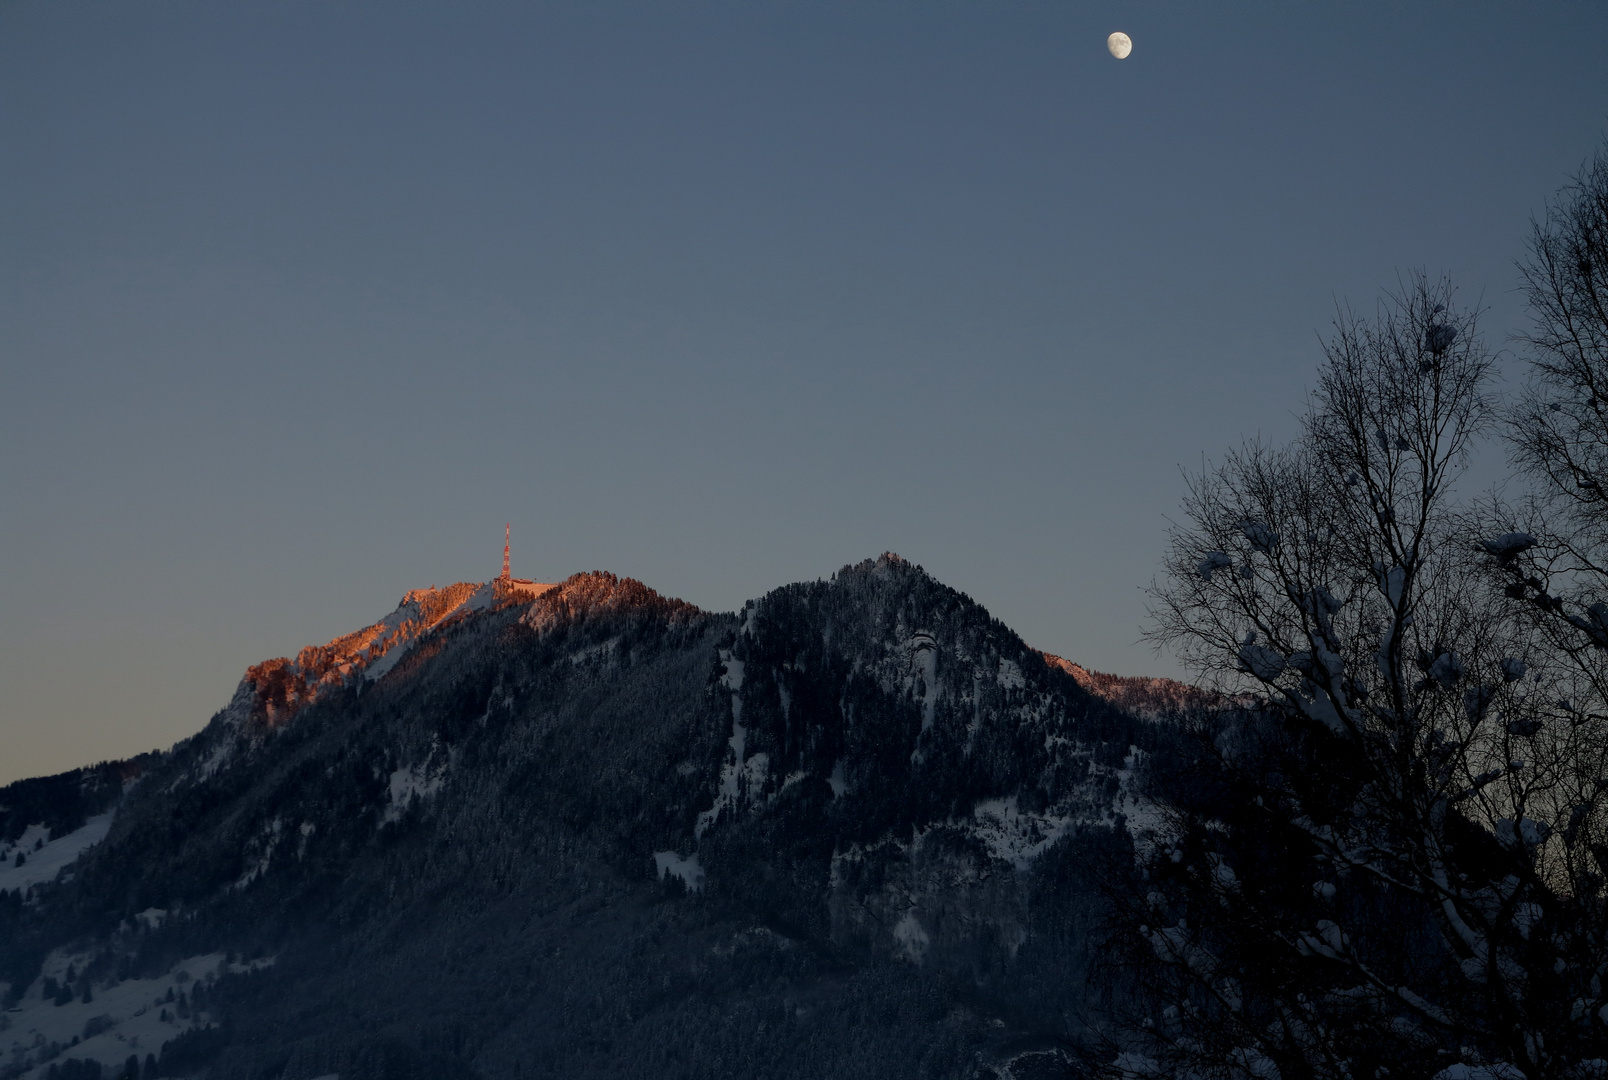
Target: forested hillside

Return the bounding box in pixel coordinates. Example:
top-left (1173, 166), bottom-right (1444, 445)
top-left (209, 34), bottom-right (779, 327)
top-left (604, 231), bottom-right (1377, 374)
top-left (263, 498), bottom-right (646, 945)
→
top-left (0, 556), bottom-right (1183, 1080)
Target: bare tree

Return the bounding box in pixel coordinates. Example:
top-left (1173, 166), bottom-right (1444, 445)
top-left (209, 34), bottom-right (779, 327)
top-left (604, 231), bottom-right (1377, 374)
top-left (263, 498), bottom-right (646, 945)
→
top-left (1497, 145), bottom-right (1608, 695)
top-left (1511, 145), bottom-right (1608, 543)
top-left (1114, 276), bottom-right (1608, 1080)
top-left (1460, 142), bottom-right (1608, 1075)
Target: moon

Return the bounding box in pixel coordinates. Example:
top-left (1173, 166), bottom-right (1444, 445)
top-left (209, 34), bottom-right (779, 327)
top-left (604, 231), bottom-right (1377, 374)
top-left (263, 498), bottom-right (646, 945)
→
top-left (1107, 32), bottom-right (1132, 59)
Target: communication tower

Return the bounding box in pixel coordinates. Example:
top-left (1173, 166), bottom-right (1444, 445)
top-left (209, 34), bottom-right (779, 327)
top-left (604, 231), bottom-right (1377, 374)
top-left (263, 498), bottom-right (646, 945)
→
top-left (502, 523), bottom-right (511, 581)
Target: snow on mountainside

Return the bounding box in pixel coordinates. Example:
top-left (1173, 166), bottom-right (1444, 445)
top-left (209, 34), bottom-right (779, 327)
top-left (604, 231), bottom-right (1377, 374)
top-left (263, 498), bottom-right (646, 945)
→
top-left (237, 580), bottom-right (515, 729)
top-left (0, 814), bottom-right (113, 893)
top-left (2, 952), bottom-right (268, 1080)
top-left (171, 578), bottom-right (562, 785)
top-left (671, 555), bottom-right (1179, 987)
top-left (0, 557), bottom-right (1195, 1080)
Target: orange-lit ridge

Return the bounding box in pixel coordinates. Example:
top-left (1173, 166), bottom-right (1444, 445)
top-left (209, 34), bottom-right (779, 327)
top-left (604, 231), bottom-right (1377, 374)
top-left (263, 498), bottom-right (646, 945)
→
top-left (239, 529), bottom-right (558, 727)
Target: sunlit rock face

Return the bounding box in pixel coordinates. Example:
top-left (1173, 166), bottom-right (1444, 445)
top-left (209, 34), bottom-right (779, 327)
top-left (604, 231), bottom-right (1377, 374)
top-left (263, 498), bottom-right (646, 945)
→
top-left (1041, 654), bottom-right (1221, 719)
top-left (240, 581), bottom-right (492, 729)
top-left (0, 558), bottom-right (1185, 1080)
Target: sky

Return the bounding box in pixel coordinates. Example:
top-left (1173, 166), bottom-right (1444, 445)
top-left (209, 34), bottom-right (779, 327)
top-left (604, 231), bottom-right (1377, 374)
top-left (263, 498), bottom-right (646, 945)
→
top-left (3, 0), bottom-right (1607, 785)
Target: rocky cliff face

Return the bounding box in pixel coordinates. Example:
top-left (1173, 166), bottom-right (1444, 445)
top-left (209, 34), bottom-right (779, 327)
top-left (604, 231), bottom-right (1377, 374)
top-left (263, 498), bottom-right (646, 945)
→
top-left (0, 556), bottom-right (1182, 1080)
top-left (237, 581), bottom-right (494, 730)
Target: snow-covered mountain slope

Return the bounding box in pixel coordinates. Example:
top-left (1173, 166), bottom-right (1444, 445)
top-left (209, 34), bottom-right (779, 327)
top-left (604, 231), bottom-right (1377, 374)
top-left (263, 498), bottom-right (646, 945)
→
top-left (0, 557), bottom-right (1188, 1080)
top-left (233, 579), bottom-right (533, 730)
top-left (0, 814), bottom-right (114, 893)
top-left (1, 950), bottom-right (263, 1080)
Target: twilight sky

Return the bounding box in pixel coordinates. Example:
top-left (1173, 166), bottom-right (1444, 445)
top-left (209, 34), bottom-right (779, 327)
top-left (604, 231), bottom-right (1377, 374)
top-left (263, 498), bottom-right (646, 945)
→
top-left (3, 0), bottom-right (1607, 785)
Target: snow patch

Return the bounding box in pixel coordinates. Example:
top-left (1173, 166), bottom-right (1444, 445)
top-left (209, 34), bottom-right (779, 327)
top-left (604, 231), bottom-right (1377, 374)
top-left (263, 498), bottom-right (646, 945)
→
top-left (997, 658), bottom-right (1024, 690)
top-left (362, 583), bottom-right (491, 683)
top-left (0, 813), bottom-right (114, 893)
top-left (1237, 635), bottom-right (1286, 681)
top-left (384, 760), bottom-right (446, 824)
top-left (1375, 562), bottom-right (1407, 607)
top-left (718, 651), bottom-right (745, 691)
top-left (892, 911), bottom-right (929, 964)
top-left (743, 753), bottom-right (770, 795)
top-left (3, 951), bottom-right (271, 1079)
top-left (696, 666), bottom-right (749, 838)
top-left (1432, 1065), bottom-right (1526, 1080)
top-left (363, 638), bottom-right (411, 682)
top-left (1479, 533), bottom-right (1535, 563)
top-left (567, 636), bottom-right (620, 666)
top-left (970, 798), bottom-right (1073, 872)
top-left (1110, 746), bottom-right (1173, 861)
top-left (653, 851), bottom-right (705, 892)
top-left (909, 634), bottom-right (939, 731)
top-left (233, 817), bottom-right (283, 890)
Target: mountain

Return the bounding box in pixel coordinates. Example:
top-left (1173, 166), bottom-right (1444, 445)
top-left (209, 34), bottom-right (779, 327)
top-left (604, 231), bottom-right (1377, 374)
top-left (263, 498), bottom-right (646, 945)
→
top-left (0, 555), bottom-right (1193, 1080)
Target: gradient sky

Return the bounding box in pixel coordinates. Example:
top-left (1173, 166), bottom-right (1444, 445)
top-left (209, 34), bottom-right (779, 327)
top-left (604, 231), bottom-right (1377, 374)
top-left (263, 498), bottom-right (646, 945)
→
top-left (3, 0), bottom-right (1607, 785)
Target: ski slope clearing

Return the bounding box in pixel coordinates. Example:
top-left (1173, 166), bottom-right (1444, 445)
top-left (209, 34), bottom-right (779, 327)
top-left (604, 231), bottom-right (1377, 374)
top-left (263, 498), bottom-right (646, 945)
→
top-left (0, 813), bottom-right (114, 892)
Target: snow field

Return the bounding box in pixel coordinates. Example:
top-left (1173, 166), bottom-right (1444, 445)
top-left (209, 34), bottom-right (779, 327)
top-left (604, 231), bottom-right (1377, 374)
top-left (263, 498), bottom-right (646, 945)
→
top-left (0, 815), bottom-right (114, 893)
top-left (3, 952), bottom-right (271, 1079)
top-left (652, 851), bottom-right (705, 892)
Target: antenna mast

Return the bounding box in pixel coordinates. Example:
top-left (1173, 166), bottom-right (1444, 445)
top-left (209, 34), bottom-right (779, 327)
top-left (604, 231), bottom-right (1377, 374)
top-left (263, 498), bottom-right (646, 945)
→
top-left (502, 523), bottom-right (511, 581)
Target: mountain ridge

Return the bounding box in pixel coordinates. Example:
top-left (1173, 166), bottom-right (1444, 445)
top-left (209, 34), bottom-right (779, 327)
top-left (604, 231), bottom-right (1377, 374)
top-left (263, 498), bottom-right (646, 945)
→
top-left (0, 555), bottom-right (1185, 1080)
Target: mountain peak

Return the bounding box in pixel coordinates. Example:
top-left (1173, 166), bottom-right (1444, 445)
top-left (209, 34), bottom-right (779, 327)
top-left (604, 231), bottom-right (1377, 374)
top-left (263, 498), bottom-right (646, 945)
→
top-left (521, 572), bottom-right (701, 634)
top-left (235, 573), bottom-right (698, 731)
top-left (836, 551), bottom-right (913, 578)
